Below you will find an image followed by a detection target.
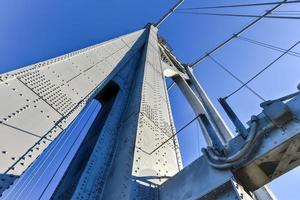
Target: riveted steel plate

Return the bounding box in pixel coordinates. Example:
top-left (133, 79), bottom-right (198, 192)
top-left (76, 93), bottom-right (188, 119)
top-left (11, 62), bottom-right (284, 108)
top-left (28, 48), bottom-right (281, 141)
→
top-left (0, 29), bottom-right (145, 192)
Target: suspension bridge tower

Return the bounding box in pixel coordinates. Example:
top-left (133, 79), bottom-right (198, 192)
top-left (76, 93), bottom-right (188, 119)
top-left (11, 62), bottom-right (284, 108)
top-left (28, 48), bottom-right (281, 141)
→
top-left (1, 0), bottom-right (300, 199)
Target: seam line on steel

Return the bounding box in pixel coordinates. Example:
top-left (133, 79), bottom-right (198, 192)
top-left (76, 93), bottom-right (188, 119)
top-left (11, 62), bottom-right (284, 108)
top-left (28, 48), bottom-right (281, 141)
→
top-left (1, 122), bottom-right (53, 141)
top-left (159, 52), bottom-right (182, 170)
top-left (65, 43), bottom-right (129, 83)
top-left (140, 112), bottom-right (173, 138)
top-left (66, 72), bottom-right (82, 83)
top-left (144, 81), bottom-right (168, 102)
top-left (17, 78), bottom-right (64, 117)
top-left (39, 103), bottom-right (99, 197)
top-left (3, 46), bottom-right (135, 174)
top-left (3, 31), bottom-right (146, 175)
top-left (83, 44), bottom-right (129, 73)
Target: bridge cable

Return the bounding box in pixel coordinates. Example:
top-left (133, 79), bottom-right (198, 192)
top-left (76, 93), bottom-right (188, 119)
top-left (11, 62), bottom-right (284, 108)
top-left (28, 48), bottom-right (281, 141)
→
top-left (167, 82), bottom-right (175, 91)
top-left (179, 0), bottom-right (300, 11)
top-left (207, 55), bottom-right (266, 101)
top-left (224, 40), bottom-right (300, 99)
top-left (237, 36), bottom-right (300, 58)
top-left (175, 11), bottom-right (300, 20)
top-left (166, 0), bottom-right (286, 92)
top-left (269, 11), bottom-right (300, 15)
top-left (149, 114), bottom-right (201, 155)
top-left (185, 0), bottom-right (287, 68)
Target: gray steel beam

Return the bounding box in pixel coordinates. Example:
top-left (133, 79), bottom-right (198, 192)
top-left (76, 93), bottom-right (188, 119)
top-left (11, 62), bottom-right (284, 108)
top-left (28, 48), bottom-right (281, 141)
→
top-left (164, 46), bottom-right (276, 200)
top-left (159, 93), bottom-right (300, 199)
top-left (0, 25), bottom-right (182, 199)
top-left (253, 186), bottom-right (278, 200)
top-left (0, 28), bottom-right (147, 185)
top-left (159, 156), bottom-right (254, 200)
top-left (99, 25), bottom-right (182, 199)
top-left (0, 10), bottom-right (296, 199)
top-left (173, 74), bottom-right (216, 146)
top-left (184, 66), bottom-right (233, 143)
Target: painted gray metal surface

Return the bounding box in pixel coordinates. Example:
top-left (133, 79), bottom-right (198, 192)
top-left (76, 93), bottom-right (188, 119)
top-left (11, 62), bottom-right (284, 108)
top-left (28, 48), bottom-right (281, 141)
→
top-left (235, 94), bottom-right (300, 191)
top-left (0, 18), bottom-right (298, 199)
top-left (159, 42), bottom-right (276, 200)
top-left (159, 155), bottom-right (254, 200)
top-left (97, 26), bottom-right (182, 200)
top-left (159, 93), bottom-right (300, 200)
top-left (1, 100), bottom-right (101, 199)
top-left (0, 28), bottom-right (143, 193)
top-left (172, 74), bottom-right (211, 144)
top-left (253, 186), bottom-right (278, 200)
top-left (184, 66), bottom-right (233, 144)
top-left (184, 66), bottom-right (275, 200)
top-left (0, 25), bottom-right (182, 199)
top-left (159, 155), bottom-right (233, 200)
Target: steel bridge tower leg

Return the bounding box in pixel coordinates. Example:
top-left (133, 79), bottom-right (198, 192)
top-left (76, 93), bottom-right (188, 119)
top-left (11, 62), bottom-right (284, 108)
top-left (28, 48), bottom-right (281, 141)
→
top-left (182, 66), bottom-right (277, 200)
top-left (55, 25), bottom-right (182, 199)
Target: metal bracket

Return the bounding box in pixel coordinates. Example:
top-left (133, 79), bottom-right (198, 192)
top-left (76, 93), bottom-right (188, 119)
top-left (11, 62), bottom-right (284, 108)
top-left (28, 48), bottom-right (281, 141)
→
top-left (261, 100), bottom-right (293, 127)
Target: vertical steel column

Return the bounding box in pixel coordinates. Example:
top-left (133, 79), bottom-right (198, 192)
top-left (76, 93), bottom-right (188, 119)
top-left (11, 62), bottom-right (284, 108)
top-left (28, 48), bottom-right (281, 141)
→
top-left (97, 25), bottom-right (182, 199)
top-left (184, 66), bottom-right (276, 200)
top-left (173, 75), bottom-right (224, 148)
top-left (184, 66), bottom-right (233, 143)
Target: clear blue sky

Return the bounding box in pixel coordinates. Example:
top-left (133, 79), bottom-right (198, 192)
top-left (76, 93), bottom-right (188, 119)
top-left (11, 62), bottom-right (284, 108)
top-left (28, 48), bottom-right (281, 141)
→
top-left (1, 0), bottom-right (300, 199)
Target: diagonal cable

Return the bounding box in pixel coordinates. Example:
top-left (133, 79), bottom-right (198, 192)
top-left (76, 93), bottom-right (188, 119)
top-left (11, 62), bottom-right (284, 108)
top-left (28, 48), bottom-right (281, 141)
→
top-left (237, 36), bottom-right (300, 58)
top-left (176, 11), bottom-right (300, 20)
top-left (208, 55), bottom-right (266, 101)
top-left (186, 0), bottom-right (287, 68)
top-left (149, 114), bottom-right (201, 155)
top-left (167, 0), bottom-right (287, 91)
top-left (179, 0), bottom-right (300, 10)
top-left (224, 40), bottom-right (300, 99)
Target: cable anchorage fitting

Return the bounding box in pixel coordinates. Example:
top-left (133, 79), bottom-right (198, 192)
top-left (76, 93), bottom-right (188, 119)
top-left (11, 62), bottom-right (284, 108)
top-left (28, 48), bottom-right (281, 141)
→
top-left (203, 115), bottom-right (259, 169)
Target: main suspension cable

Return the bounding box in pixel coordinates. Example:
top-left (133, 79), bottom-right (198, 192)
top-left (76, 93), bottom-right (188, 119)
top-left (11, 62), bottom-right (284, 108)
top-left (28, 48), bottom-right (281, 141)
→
top-left (188, 0), bottom-right (287, 68)
top-left (224, 40), bottom-right (300, 99)
top-left (179, 0), bottom-right (300, 11)
top-left (165, 0), bottom-right (286, 93)
top-left (208, 55), bottom-right (266, 101)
